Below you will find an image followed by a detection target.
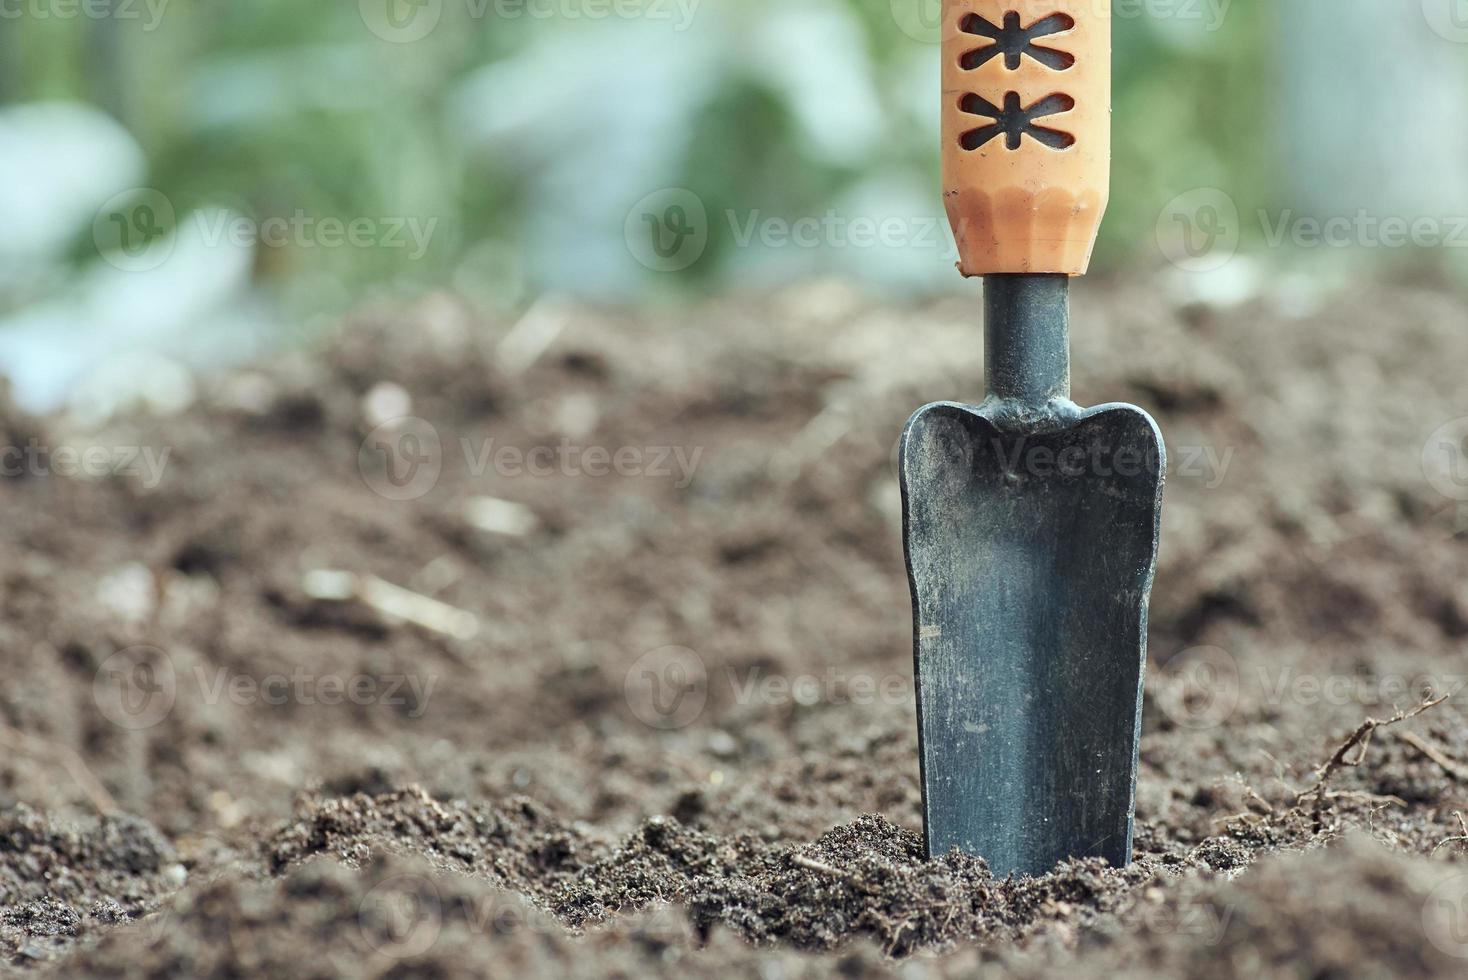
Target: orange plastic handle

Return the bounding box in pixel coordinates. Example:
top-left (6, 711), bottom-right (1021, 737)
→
top-left (942, 0), bottom-right (1110, 276)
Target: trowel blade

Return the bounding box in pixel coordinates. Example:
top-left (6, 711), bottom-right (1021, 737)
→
top-left (899, 400), bottom-right (1164, 877)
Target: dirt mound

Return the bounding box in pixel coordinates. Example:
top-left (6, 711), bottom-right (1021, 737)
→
top-left (0, 806), bottom-right (178, 965)
top-left (3, 277), bottom-right (1468, 975)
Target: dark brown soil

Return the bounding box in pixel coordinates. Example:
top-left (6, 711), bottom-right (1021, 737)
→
top-left (4, 276), bottom-right (1468, 977)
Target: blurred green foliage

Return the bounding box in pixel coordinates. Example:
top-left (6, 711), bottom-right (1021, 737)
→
top-left (2, 0), bottom-right (1275, 310)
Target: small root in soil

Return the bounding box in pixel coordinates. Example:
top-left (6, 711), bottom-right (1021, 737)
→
top-left (1397, 730), bottom-right (1468, 782)
top-left (1430, 811), bottom-right (1468, 857)
top-left (1295, 694), bottom-right (1450, 812)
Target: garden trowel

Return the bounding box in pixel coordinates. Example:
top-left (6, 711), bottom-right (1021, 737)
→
top-left (900, 0), bottom-right (1163, 877)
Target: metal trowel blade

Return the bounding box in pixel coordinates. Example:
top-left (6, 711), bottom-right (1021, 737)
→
top-left (900, 399), bottom-right (1164, 877)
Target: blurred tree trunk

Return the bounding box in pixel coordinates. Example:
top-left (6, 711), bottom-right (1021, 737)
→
top-left (0, 29), bottom-right (12, 104)
top-left (86, 2), bottom-right (127, 122)
top-left (1276, 0), bottom-right (1468, 220)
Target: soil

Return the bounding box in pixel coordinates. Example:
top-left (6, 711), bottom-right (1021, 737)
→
top-left (3, 274), bottom-right (1468, 977)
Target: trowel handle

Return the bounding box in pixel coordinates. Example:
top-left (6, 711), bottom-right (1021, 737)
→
top-left (942, 0), bottom-right (1111, 276)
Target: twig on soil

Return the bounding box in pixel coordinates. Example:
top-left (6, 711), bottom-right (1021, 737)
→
top-left (1295, 694), bottom-right (1449, 812)
top-left (1397, 730), bottom-right (1468, 782)
top-left (1241, 782), bottom-right (1275, 814)
top-left (1366, 801), bottom-right (1408, 848)
top-left (790, 854), bottom-right (855, 883)
top-left (463, 497), bottom-right (540, 537)
top-left (1236, 771), bottom-right (1276, 814)
top-left (1431, 812), bottom-right (1468, 857)
top-left (303, 570), bottom-right (479, 640)
top-left (0, 723), bottom-right (118, 815)
top-left (1326, 790), bottom-right (1407, 809)
top-left (496, 297), bottom-right (569, 376)
top-left (1211, 773), bottom-right (1276, 828)
top-left (886, 919), bottom-right (916, 957)
top-left (768, 401), bottom-right (855, 484)
top-left (1258, 749), bottom-right (1300, 802)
